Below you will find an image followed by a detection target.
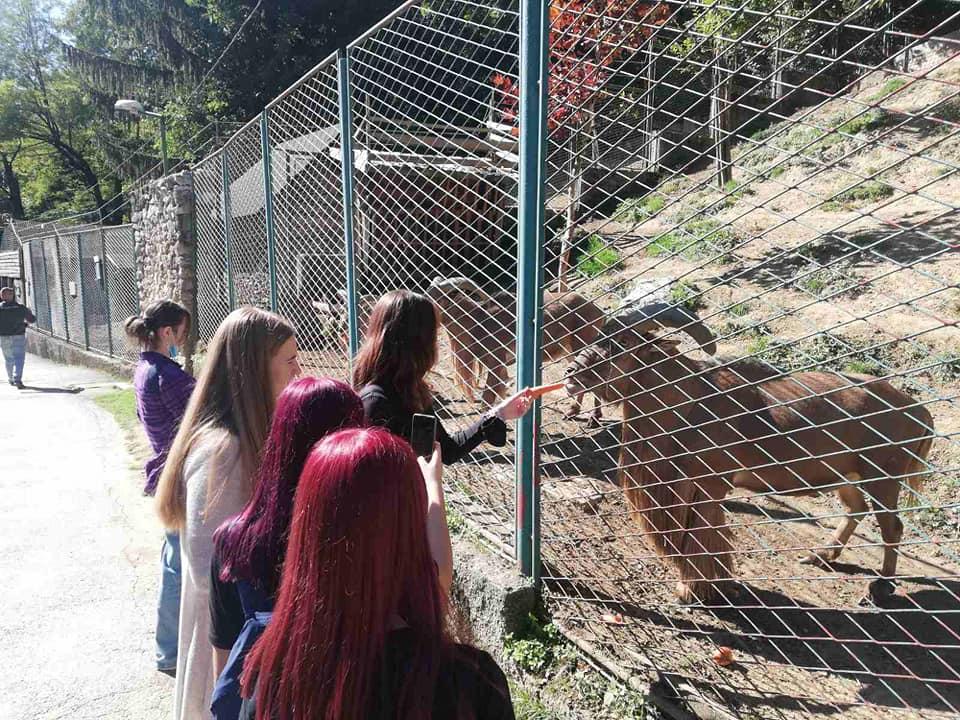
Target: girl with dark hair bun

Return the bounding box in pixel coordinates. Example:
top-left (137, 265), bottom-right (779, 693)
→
top-left (354, 290), bottom-right (532, 463)
top-left (239, 428), bottom-right (515, 720)
top-left (125, 299), bottom-right (194, 677)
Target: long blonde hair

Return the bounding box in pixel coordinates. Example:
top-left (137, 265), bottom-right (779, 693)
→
top-left (156, 306), bottom-right (295, 529)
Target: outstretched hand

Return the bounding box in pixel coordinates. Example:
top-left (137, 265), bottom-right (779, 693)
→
top-left (493, 388), bottom-right (534, 421)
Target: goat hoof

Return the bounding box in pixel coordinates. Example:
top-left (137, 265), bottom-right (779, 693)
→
top-left (799, 550), bottom-right (835, 567)
top-left (862, 578), bottom-right (897, 607)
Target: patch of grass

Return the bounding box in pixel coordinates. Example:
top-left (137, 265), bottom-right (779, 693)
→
top-left (868, 77), bottom-right (909, 102)
top-left (837, 110), bottom-right (890, 136)
top-left (751, 332), bottom-right (889, 375)
top-left (727, 301), bottom-right (751, 317)
top-left (614, 194), bottom-right (665, 223)
top-left (649, 218), bottom-right (738, 263)
top-left (669, 280), bottom-right (704, 311)
top-left (843, 358), bottom-right (885, 375)
top-left (931, 351), bottom-right (960, 382)
top-left (446, 506), bottom-right (467, 535)
top-left (935, 165), bottom-right (954, 177)
top-left (576, 235), bottom-right (623, 278)
top-left (783, 124), bottom-right (823, 150)
top-left (825, 180), bottom-right (894, 209)
top-left (767, 164), bottom-right (787, 180)
top-left (93, 389), bottom-right (139, 433)
top-left (504, 613), bottom-right (566, 674)
top-left (510, 683), bottom-right (555, 720)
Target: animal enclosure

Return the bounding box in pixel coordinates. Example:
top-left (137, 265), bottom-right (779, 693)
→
top-left (185, 0), bottom-right (960, 717)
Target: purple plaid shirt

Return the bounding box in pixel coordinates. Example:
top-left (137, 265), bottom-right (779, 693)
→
top-left (134, 351), bottom-right (196, 495)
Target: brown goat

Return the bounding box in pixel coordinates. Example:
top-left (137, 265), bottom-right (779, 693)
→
top-left (427, 277), bottom-right (605, 422)
top-left (564, 307), bottom-right (934, 603)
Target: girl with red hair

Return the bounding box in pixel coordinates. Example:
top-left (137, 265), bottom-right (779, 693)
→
top-left (240, 428), bottom-right (515, 720)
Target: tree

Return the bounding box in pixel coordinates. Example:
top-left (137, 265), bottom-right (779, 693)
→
top-left (492, 0), bottom-right (668, 290)
top-left (0, 0), bottom-right (108, 214)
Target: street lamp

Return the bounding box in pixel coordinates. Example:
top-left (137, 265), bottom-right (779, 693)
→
top-left (114, 99), bottom-right (169, 175)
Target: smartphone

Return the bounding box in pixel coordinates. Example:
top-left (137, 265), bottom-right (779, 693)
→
top-left (410, 413), bottom-right (438, 458)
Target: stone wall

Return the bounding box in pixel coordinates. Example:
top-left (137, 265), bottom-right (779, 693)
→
top-left (131, 172), bottom-right (198, 364)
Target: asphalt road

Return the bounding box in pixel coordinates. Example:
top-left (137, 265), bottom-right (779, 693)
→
top-left (0, 354), bottom-right (172, 719)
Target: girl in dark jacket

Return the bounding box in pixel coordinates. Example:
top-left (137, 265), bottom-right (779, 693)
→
top-left (353, 290), bottom-right (532, 462)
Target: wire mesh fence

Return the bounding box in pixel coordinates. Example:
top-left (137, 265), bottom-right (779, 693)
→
top-left (3, 221), bottom-right (140, 361)
top-left (144, 0), bottom-right (960, 716)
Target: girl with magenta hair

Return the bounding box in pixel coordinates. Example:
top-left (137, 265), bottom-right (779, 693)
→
top-left (208, 376), bottom-right (368, 719)
top-left (239, 427), bottom-right (514, 720)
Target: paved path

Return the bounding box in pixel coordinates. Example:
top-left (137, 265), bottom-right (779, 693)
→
top-left (0, 354), bottom-right (171, 719)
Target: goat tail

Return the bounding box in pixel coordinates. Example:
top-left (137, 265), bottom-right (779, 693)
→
top-left (902, 432), bottom-right (934, 507)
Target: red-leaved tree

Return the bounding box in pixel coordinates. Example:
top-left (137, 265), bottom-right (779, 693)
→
top-left (492, 0), bottom-right (669, 290)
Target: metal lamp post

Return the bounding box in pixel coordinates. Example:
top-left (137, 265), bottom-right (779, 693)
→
top-left (114, 99), bottom-right (169, 175)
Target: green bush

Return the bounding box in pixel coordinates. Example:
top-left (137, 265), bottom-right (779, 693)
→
top-left (576, 235), bottom-right (622, 278)
top-left (504, 613), bottom-right (565, 674)
top-left (728, 301), bottom-right (751, 317)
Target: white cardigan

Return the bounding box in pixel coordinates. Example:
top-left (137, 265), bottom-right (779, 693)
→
top-left (173, 430), bottom-right (248, 720)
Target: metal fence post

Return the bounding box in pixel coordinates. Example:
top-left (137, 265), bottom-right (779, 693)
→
top-left (53, 232), bottom-right (70, 342)
top-left (76, 233), bottom-right (89, 350)
top-left (260, 109), bottom-right (279, 312)
top-left (515, 0), bottom-right (549, 581)
top-left (338, 47), bottom-right (360, 361)
top-left (100, 229), bottom-right (114, 357)
top-left (221, 148), bottom-right (237, 309)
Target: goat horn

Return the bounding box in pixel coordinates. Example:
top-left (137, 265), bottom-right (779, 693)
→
top-left (615, 302), bottom-right (717, 355)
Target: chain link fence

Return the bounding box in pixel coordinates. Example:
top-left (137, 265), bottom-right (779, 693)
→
top-left (184, 0), bottom-right (960, 716)
top-left (3, 220), bottom-right (140, 361)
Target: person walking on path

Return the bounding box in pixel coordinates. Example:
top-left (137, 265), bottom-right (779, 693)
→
top-left (156, 306), bottom-right (300, 720)
top-left (125, 300), bottom-right (195, 677)
top-left (0, 286), bottom-right (35, 388)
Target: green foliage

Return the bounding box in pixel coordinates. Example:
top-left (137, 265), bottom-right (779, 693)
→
top-left (576, 235), bottom-right (622, 278)
top-left (504, 613), bottom-right (565, 674)
top-left (837, 110), bottom-right (889, 136)
top-left (649, 218), bottom-right (737, 263)
top-left (614, 194), bottom-right (665, 223)
top-left (669, 280), bottom-right (704, 311)
top-left (825, 180), bottom-right (894, 209)
top-left (728, 301), bottom-right (751, 317)
top-left (868, 77), bottom-right (908, 102)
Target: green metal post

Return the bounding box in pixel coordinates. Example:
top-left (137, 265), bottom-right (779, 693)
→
top-left (100, 229), bottom-right (114, 357)
top-left (53, 233), bottom-right (70, 343)
top-left (159, 114), bottom-right (170, 176)
top-left (221, 148), bottom-right (237, 309)
top-left (37, 241), bottom-right (51, 333)
top-left (76, 233), bottom-right (90, 350)
top-left (260, 109), bottom-right (279, 312)
top-left (515, 0), bottom-right (549, 581)
top-left (337, 47), bottom-right (360, 360)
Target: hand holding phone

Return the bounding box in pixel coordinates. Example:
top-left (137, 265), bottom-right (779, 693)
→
top-left (410, 413), bottom-right (438, 458)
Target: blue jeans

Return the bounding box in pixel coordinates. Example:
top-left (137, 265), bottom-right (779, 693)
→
top-left (156, 530), bottom-right (181, 670)
top-left (0, 334), bottom-right (26, 383)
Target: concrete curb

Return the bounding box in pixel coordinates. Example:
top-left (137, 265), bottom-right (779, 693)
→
top-left (449, 534), bottom-right (536, 663)
top-left (26, 330), bottom-right (134, 380)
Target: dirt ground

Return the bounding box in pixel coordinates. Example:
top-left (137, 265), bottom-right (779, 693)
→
top-left (391, 57), bottom-right (960, 719)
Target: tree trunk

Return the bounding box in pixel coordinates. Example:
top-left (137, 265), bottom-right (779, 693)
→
top-left (0, 153), bottom-right (26, 219)
top-left (556, 110), bottom-right (594, 292)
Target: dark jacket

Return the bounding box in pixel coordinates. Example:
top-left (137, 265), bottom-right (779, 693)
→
top-left (239, 629), bottom-right (515, 720)
top-left (360, 382), bottom-right (506, 464)
top-left (0, 300), bottom-right (35, 336)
